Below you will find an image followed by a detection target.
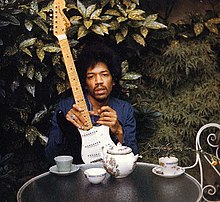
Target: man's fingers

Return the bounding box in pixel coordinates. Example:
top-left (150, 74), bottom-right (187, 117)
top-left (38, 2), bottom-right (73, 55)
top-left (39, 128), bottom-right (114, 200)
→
top-left (66, 111), bottom-right (87, 130)
top-left (72, 104), bottom-right (84, 112)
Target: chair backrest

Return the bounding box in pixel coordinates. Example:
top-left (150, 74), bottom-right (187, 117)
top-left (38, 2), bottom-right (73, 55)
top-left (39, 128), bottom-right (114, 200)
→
top-left (184, 123), bottom-right (220, 201)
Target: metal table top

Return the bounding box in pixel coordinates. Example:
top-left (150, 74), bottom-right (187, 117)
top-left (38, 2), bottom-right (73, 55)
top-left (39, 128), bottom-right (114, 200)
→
top-left (17, 162), bottom-right (202, 202)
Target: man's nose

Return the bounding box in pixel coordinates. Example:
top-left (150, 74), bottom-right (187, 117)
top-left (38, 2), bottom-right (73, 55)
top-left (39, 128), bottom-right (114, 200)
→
top-left (95, 75), bottom-right (103, 84)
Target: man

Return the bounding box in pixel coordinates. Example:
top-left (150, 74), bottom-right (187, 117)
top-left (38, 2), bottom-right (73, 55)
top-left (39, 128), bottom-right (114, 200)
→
top-left (45, 43), bottom-right (138, 164)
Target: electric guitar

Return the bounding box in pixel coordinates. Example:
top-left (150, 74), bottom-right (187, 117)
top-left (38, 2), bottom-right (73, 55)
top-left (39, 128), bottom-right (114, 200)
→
top-left (53, 0), bottom-right (115, 163)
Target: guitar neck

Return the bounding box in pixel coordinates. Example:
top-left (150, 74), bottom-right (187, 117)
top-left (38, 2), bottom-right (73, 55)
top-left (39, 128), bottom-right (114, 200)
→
top-left (58, 38), bottom-right (93, 129)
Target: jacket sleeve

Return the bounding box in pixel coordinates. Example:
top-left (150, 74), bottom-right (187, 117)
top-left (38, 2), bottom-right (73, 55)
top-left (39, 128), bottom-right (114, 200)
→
top-left (122, 103), bottom-right (138, 155)
top-left (45, 99), bottom-right (72, 165)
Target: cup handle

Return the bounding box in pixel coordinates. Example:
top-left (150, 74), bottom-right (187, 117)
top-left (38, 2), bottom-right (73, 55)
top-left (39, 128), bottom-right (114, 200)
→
top-left (84, 171), bottom-right (88, 178)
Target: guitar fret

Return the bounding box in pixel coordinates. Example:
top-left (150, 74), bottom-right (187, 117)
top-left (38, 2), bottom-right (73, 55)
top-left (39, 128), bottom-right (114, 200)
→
top-left (74, 95), bottom-right (84, 102)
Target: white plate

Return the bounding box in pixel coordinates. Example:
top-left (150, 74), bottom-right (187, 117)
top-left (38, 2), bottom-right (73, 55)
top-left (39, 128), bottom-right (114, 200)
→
top-left (152, 166), bottom-right (185, 178)
top-left (49, 164), bottom-right (80, 175)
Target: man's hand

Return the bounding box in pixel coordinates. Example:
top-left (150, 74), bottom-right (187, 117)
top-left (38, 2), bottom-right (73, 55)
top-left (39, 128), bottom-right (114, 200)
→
top-left (66, 104), bottom-right (88, 130)
top-left (95, 106), bottom-right (123, 143)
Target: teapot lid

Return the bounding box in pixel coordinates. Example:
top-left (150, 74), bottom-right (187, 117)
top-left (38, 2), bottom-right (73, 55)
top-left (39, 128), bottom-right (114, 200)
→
top-left (107, 143), bottom-right (132, 155)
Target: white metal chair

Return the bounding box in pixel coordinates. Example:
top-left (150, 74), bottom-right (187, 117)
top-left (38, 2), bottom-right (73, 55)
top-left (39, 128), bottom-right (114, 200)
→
top-left (184, 123), bottom-right (220, 201)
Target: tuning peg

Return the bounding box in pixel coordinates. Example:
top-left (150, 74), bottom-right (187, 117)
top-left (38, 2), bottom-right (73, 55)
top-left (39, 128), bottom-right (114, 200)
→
top-left (49, 26), bottom-right (53, 32)
top-left (49, 13), bottom-right (53, 22)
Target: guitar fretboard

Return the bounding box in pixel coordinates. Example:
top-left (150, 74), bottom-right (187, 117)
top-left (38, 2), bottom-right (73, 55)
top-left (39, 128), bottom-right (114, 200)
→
top-left (59, 39), bottom-right (93, 130)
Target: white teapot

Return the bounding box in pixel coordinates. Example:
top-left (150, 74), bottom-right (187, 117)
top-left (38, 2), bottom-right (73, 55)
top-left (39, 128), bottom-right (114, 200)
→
top-left (102, 143), bottom-right (140, 178)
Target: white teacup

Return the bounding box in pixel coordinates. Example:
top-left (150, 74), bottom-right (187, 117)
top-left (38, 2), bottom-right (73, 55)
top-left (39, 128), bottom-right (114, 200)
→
top-left (54, 155), bottom-right (73, 172)
top-left (84, 168), bottom-right (106, 184)
top-left (159, 156), bottom-right (178, 175)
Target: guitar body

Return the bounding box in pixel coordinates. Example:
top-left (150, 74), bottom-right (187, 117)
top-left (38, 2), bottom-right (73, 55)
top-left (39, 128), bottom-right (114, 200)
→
top-left (79, 125), bottom-right (115, 163)
top-left (57, 110), bottom-right (115, 164)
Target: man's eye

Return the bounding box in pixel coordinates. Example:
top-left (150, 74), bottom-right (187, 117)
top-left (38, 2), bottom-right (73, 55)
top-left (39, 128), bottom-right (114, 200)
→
top-left (102, 74), bottom-right (108, 77)
top-left (87, 75), bottom-right (94, 79)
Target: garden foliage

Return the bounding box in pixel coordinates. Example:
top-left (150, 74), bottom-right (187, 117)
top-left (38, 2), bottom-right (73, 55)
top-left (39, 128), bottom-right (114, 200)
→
top-left (0, 0), bottom-right (220, 200)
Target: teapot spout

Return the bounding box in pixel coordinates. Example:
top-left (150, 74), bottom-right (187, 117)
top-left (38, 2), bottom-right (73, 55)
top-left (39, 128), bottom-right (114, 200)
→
top-left (134, 154), bottom-right (142, 162)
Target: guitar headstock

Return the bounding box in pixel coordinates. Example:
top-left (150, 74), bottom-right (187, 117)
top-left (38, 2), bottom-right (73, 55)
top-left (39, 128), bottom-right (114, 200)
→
top-left (53, 0), bottom-right (71, 39)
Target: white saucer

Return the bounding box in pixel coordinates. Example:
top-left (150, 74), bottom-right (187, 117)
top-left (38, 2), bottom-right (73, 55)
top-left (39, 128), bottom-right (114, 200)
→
top-left (49, 164), bottom-right (79, 175)
top-left (152, 166), bottom-right (185, 178)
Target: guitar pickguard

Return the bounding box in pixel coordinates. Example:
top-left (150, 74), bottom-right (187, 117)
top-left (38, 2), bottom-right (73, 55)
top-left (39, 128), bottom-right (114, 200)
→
top-left (79, 125), bottom-right (115, 164)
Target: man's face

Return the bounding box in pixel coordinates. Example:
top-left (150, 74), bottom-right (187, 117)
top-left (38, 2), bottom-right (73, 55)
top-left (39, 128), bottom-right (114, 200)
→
top-left (85, 62), bottom-right (114, 102)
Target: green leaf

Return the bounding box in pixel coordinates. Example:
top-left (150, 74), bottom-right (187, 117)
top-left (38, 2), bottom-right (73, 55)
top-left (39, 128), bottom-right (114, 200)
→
top-left (105, 9), bottom-right (121, 16)
top-left (145, 21), bottom-right (167, 29)
top-left (117, 4), bottom-right (127, 17)
top-left (121, 60), bottom-right (129, 76)
top-left (31, 105), bottom-right (48, 125)
top-left (25, 83), bottom-right (35, 97)
top-left (38, 134), bottom-right (48, 146)
top-left (52, 55), bottom-right (61, 66)
top-left (121, 26), bottom-right (128, 37)
top-left (70, 16), bottom-right (82, 25)
top-left (20, 47), bottom-right (32, 57)
top-left (128, 9), bottom-right (145, 20)
top-left (27, 65), bottom-right (35, 80)
top-left (91, 25), bottom-right (104, 35)
top-left (77, 0), bottom-right (87, 18)
top-left (30, 0), bottom-right (39, 13)
top-left (34, 71), bottom-right (43, 82)
top-left (100, 23), bottom-right (110, 34)
top-left (109, 20), bottom-right (120, 30)
top-left (86, 4), bottom-right (96, 18)
top-left (115, 32), bottom-right (125, 43)
top-left (36, 48), bottom-right (45, 62)
top-left (19, 38), bottom-right (37, 48)
top-left (17, 64), bottom-right (27, 76)
top-left (121, 71), bottom-right (142, 80)
top-left (132, 34), bottom-right (145, 46)
top-left (205, 22), bottom-right (219, 34)
top-left (78, 25), bottom-right (89, 39)
top-left (140, 26), bottom-right (148, 38)
top-left (56, 81), bottom-right (69, 95)
top-left (37, 11), bottom-right (47, 21)
top-left (42, 44), bottom-right (61, 53)
top-left (117, 16), bottom-right (127, 23)
top-left (123, 83), bottom-right (138, 89)
top-left (25, 126), bottom-right (40, 146)
top-left (194, 23), bottom-right (204, 36)
top-left (144, 14), bottom-right (158, 24)
top-left (84, 19), bottom-right (93, 29)
top-left (90, 8), bottom-right (102, 20)
top-left (125, 2), bottom-right (136, 11)
top-left (207, 18), bottom-right (220, 24)
top-left (24, 19), bottom-right (33, 31)
top-left (66, 3), bottom-right (78, 10)
top-left (101, 15), bottom-right (113, 21)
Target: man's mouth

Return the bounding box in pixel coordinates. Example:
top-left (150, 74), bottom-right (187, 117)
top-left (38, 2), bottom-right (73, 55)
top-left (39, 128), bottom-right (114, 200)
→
top-left (94, 87), bottom-right (106, 95)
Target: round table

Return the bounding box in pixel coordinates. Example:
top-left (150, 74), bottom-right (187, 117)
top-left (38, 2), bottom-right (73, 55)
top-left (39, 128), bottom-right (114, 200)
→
top-left (17, 162), bottom-right (202, 202)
